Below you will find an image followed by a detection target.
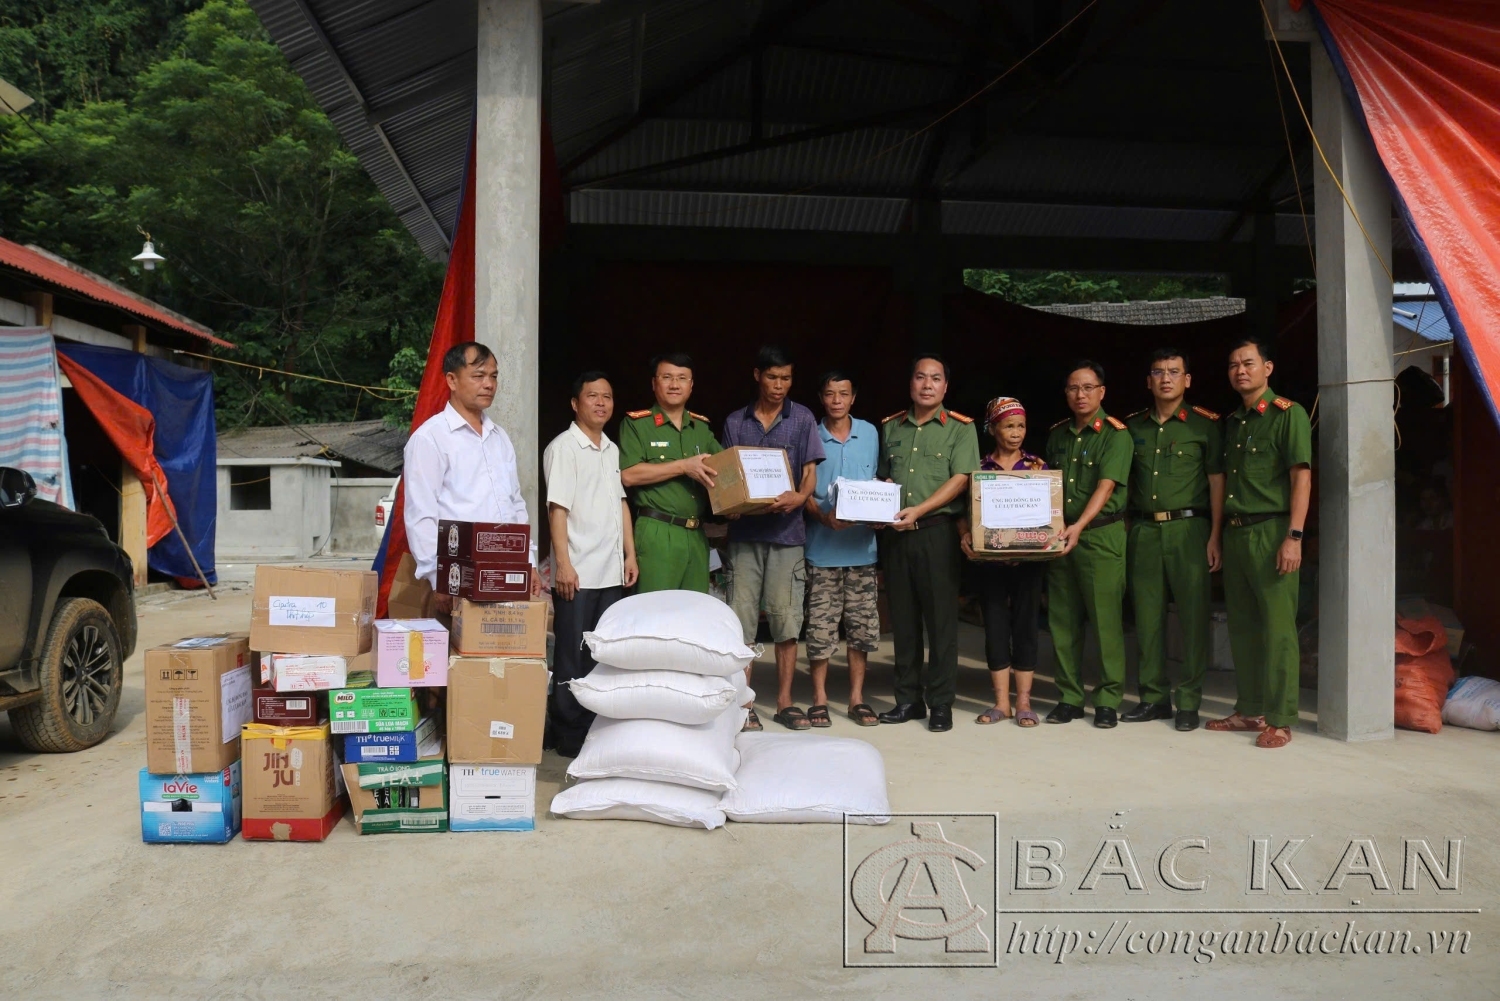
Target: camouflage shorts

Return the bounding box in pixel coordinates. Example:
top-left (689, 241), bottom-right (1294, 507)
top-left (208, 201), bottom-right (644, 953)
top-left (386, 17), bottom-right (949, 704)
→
top-left (805, 564), bottom-right (880, 661)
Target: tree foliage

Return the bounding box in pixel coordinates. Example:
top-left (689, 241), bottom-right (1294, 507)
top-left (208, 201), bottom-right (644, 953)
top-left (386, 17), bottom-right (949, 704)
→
top-left (963, 269), bottom-right (1228, 306)
top-left (0, 0), bottom-right (442, 429)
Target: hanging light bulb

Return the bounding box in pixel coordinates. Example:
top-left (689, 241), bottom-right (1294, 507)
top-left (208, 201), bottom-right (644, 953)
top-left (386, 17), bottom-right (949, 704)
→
top-left (132, 227), bottom-right (164, 271)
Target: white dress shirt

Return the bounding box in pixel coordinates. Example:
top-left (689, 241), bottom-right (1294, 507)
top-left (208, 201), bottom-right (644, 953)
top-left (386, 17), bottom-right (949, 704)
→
top-left (542, 422), bottom-right (627, 590)
top-left (404, 402), bottom-right (531, 587)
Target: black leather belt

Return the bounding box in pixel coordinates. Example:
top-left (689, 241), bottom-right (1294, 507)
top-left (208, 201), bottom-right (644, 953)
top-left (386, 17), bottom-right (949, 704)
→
top-left (639, 508), bottom-right (701, 530)
top-left (1069, 511), bottom-right (1124, 531)
top-left (911, 513), bottom-right (956, 531)
top-left (1139, 508), bottom-right (1204, 523)
top-left (1226, 512), bottom-right (1288, 528)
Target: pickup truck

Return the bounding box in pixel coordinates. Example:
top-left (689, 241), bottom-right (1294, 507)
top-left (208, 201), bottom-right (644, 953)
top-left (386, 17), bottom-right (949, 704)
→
top-left (0, 466), bottom-right (137, 751)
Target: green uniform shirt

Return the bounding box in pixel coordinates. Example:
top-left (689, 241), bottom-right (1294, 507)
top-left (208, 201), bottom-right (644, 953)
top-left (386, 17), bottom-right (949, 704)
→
top-left (1223, 388), bottom-right (1313, 517)
top-left (618, 405), bottom-right (723, 519)
top-left (1044, 409), bottom-right (1133, 524)
top-left (876, 406), bottom-right (982, 517)
top-left (1125, 404), bottom-right (1224, 513)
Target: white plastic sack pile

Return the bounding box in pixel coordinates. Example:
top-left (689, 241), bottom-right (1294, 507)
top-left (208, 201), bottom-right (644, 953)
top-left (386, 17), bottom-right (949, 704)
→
top-left (1442, 676), bottom-right (1500, 730)
top-left (550, 778), bottom-right (727, 830)
top-left (720, 733), bottom-right (890, 824)
top-left (583, 589), bottom-right (756, 676)
top-left (566, 705), bottom-right (745, 792)
top-left (568, 665), bottom-right (752, 725)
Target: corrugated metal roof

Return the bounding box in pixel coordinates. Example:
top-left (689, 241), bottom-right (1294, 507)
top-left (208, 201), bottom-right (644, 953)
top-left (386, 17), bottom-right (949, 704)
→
top-left (0, 237), bottom-right (229, 347)
top-left (568, 189), bottom-right (909, 232)
top-left (943, 200), bottom-right (1237, 242)
top-left (1393, 300), bottom-right (1453, 343)
top-left (218, 419), bottom-right (410, 473)
top-left (1033, 297), bottom-right (1247, 325)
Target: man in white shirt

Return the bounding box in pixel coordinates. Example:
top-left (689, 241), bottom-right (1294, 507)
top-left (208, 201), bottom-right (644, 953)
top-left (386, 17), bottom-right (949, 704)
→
top-left (542, 371), bottom-right (638, 756)
top-left (403, 341), bottom-right (538, 611)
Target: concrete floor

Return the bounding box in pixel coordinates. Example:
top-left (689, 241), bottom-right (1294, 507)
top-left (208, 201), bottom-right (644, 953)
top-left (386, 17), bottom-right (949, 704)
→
top-left (2, 568), bottom-right (1496, 998)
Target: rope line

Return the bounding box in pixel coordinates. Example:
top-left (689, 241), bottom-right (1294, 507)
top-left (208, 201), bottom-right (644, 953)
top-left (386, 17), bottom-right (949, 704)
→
top-left (172, 349), bottom-right (417, 398)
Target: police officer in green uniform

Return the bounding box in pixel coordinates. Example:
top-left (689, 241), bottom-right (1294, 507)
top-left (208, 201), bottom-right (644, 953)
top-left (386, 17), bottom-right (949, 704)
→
top-left (876, 354), bottom-right (981, 733)
top-left (1044, 361), bottom-right (1133, 728)
top-left (619, 352), bottom-right (722, 593)
top-left (1122, 348), bottom-right (1224, 732)
top-left (1207, 336), bottom-right (1311, 749)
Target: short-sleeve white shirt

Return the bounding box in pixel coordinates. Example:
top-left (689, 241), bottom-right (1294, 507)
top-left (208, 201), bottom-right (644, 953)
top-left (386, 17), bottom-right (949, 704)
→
top-left (542, 422), bottom-right (627, 590)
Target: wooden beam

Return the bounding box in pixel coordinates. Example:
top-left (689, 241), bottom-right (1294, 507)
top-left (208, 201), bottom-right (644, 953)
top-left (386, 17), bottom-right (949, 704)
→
top-left (122, 323), bottom-right (148, 353)
top-left (24, 291), bottom-right (53, 327)
top-left (120, 466), bottom-right (148, 589)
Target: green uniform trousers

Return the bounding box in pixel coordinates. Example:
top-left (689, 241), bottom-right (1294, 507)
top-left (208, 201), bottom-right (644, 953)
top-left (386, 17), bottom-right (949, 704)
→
top-left (1222, 516), bottom-right (1300, 728)
top-left (883, 520), bottom-right (962, 708)
top-left (1047, 520), bottom-right (1127, 709)
top-left (633, 517), bottom-right (710, 593)
top-left (1128, 517), bottom-right (1211, 711)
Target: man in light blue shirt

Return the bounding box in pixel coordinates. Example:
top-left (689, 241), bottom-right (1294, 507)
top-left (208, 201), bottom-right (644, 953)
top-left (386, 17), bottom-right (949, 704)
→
top-left (802, 371), bottom-right (882, 727)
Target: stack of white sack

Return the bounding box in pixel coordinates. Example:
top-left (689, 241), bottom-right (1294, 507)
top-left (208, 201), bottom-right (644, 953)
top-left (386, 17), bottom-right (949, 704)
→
top-left (550, 590), bottom-right (756, 830)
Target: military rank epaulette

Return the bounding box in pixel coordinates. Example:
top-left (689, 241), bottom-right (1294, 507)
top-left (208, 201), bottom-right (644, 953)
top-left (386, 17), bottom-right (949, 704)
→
top-left (1050, 417), bottom-right (1069, 430)
top-left (882, 410), bottom-right (906, 424)
top-left (1191, 404), bottom-right (1221, 421)
top-left (1271, 397), bottom-right (1293, 411)
top-left (1125, 409), bottom-right (1147, 420)
top-left (1106, 415), bottom-right (1127, 431)
top-left (947, 410), bottom-right (973, 424)
top-left (625, 409), bottom-right (652, 420)
top-left (688, 410), bottom-right (711, 422)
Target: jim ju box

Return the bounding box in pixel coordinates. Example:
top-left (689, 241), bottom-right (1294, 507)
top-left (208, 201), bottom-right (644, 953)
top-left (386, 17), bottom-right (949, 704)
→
top-left (249, 565), bottom-right (378, 657)
top-left (145, 634), bottom-right (253, 775)
top-left (240, 723), bottom-right (343, 841)
top-left (969, 470), bottom-right (1066, 559)
top-left (139, 762), bottom-right (242, 844)
top-left (704, 446), bottom-right (795, 516)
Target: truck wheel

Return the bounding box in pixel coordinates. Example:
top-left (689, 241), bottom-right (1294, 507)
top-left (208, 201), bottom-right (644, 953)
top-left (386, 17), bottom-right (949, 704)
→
top-left (9, 598), bottom-right (123, 752)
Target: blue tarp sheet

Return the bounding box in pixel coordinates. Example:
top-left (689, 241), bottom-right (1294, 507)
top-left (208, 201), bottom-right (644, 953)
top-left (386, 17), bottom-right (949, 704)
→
top-left (57, 342), bottom-right (217, 584)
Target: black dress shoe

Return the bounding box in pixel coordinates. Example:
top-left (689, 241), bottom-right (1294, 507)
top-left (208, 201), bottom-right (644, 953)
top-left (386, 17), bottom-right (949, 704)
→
top-left (928, 705), bottom-right (953, 732)
top-left (1120, 701), bottom-right (1174, 723)
top-left (1045, 703), bottom-right (1085, 724)
top-left (1175, 709), bottom-right (1200, 731)
top-left (1094, 706), bottom-right (1119, 728)
top-left (877, 702), bottom-right (927, 724)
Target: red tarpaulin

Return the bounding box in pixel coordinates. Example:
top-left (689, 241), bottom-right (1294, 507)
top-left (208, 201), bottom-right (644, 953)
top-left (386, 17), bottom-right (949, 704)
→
top-left (1313, 0), bottom-right (1500, 423)
top-left (55, 351), bottom-right (177, 547)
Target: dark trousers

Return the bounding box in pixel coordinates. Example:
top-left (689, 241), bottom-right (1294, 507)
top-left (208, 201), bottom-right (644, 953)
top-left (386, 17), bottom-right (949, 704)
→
top-left (977, 561), bottom-right (1044, 670)
top-left (883, 521), bottom-right (962, 708)
top-left (549, 585), bottom-right (624, 754)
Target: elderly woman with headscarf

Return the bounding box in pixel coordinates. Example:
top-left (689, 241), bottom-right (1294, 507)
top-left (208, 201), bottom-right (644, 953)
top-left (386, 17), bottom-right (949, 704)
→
top-left (960, 397), bottom-right (1047, 727)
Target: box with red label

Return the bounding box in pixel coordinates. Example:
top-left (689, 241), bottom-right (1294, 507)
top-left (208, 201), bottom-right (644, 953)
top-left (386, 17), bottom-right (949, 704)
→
top-left (438, 520), bottom-right (530, 561)
top-left (251, 684), bottom-right (328, 726)
top-left (373, 619), bottom-right (450, 687)
top-left (240, 723), bottom-right (343, 841)
top-left (144, 634), bottom-right (253, 775)
top-left (436, 558), bottom-right (531, 602)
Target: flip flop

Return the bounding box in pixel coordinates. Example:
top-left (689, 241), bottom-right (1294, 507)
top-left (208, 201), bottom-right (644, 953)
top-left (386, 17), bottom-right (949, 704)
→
top-left (1015, 709), bottom-right (1040, 728)
top-left (806, 704), bottom-right (832, 728)
top-left (848, 703), bottom-right (880, 727)
top-left (741, 708), bottom-right (763, 732)
top-left (975, 707), bottom-right (1009, 725)
top-left (1205, 712), bottom-right (1268, 732)
top-left (773, 707), bottom-right (811, 731)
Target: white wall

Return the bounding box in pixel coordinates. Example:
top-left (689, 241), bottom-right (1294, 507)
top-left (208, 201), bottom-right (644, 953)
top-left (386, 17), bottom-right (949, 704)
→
top-left (329, 477), bottom-right (396, 556)
top-left (216, 461), bottom-right (334, 560)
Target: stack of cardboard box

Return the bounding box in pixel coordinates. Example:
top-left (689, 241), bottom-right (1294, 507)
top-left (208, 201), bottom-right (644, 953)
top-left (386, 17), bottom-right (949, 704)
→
top-left (139, 633), bottom-right (253, 843)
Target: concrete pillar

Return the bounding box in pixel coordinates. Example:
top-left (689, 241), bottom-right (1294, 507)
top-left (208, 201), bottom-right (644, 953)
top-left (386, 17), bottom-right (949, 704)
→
top-left (1311, 45), bottom-right (1395, 741)
top-left (476, 0), bottom-right (542, 531)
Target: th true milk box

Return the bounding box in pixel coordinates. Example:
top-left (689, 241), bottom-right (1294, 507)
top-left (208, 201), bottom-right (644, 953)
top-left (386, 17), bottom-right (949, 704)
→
top-left (139, 762), bottom-right (242, 844)
top-left (344, 714), bottom-right (442, 763)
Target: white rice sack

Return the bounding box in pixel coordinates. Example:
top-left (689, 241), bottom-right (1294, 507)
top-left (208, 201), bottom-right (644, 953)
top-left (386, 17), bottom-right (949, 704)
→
top-left (569, 665), bottom-right (740, 724)
top-left (550, 778), bottom-right (726, 830)
top-left (584, 589), bottom-right (755, 676)
top-left (721, 733), bottom-right (890, 824)
top-left (1442, 676), bottom-right (1500, 730)
top-left (567, 705), bottom-right (745, 792)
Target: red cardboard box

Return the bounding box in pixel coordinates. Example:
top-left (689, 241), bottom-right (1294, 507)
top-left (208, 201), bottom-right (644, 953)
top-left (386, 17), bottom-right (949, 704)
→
top-left (437, 558), bottom-right (531, 602)
top-left (438, 520), bottom-right (530, 561)
top-left (251, 684), bottom-right (328, 726)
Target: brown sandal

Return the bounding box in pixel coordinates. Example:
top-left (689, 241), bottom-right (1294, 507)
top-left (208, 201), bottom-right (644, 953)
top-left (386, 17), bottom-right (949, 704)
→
top-left (1256, 726), bottom-right (1292, 748)
top-left (1205, 712), bottom-right (1268, 732)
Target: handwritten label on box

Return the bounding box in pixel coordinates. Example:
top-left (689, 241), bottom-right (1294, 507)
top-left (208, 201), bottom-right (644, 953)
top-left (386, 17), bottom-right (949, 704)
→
top-left (980, 478), bottom-right (1052, 530)
top-left (269, 595), bottom-right (336, 628)
top-left (489, 721), bottom-right (515, 739)
top-left (738, 448), bottom-right (793, 499)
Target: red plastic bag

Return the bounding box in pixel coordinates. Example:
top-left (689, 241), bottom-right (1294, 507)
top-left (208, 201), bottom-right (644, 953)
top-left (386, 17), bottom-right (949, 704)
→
top-left (1394, 616), bottom-right (1455, 734)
